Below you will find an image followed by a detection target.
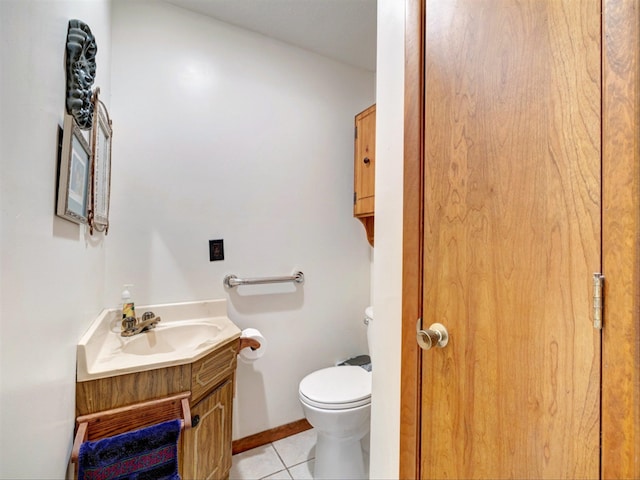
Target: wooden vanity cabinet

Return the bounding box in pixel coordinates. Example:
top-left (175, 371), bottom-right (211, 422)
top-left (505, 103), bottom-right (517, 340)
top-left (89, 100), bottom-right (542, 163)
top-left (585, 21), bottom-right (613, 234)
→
top-left (354, 104), bottom-right (376, 246)
top-left (75, 338), bottom-right (239, 480)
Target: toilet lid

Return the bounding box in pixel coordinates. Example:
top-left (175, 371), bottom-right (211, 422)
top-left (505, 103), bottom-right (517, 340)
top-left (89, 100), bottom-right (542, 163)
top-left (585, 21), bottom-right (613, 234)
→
top-left (299, 366), bottom-right (371, 409)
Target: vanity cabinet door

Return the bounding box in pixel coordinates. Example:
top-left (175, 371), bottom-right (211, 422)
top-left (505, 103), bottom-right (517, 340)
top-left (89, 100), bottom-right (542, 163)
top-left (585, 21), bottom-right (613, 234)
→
top-left (182, 378), bottom-right (234, 480)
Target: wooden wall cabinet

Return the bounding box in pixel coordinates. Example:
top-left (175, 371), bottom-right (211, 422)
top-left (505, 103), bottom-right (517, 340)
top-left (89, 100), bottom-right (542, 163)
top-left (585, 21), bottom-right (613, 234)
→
top-left (76, 338), bottom-right (239, 480)
top-left (354, 104), bottom-right (376, 246)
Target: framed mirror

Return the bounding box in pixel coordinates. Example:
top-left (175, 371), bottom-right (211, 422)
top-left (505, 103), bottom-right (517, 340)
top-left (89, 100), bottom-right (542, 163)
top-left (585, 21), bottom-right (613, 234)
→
top-left (89, 88), bottom-right (112, 234)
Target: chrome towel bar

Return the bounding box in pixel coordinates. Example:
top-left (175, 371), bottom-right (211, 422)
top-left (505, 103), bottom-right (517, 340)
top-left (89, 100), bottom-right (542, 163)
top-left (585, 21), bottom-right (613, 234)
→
top-left (223, 271), bottom-right (304, 289)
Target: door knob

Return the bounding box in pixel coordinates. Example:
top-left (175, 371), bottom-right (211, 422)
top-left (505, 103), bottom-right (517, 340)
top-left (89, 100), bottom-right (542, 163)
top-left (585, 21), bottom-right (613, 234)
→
top-left (416, 321), bottom-right (449, 350)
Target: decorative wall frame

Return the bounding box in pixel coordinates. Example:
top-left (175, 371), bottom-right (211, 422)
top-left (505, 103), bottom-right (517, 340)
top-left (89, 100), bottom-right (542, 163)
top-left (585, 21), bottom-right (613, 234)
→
top-left (89, 88), bottom-right (112, 234)
top-left (57, 114), bottom-right (91, 224)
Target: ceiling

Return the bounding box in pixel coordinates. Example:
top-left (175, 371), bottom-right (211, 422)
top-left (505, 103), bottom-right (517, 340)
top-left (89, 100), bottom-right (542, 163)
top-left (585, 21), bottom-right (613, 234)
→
top-left (164, 0), bottom-right (377, 71)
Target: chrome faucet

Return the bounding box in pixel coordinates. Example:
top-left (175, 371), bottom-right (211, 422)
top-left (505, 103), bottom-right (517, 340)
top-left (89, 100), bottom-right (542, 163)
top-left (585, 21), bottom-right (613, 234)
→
top-left (121, 311), bottom-right (161, 337)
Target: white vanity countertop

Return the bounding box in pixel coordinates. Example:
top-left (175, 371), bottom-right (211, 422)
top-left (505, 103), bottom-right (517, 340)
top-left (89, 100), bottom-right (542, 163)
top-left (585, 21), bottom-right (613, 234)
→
top-left (77, 299), bottom-right (241, 382)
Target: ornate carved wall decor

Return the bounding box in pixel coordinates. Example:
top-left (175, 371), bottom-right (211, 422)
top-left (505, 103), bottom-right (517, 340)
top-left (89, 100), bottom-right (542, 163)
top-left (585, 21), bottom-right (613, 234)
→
top-left (66, 19), bottom-right (97, 129)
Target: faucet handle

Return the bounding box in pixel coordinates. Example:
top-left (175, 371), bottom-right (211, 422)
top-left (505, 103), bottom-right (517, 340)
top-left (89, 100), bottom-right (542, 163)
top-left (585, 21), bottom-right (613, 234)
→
top-left (140, 312), bottom-right (161, 332)
top-left (121, 316), bottom-right (136, 332)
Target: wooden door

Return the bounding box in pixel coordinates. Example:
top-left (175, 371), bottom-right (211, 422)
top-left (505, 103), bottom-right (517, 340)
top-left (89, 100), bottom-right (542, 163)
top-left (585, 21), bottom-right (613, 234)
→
top-left (354, 104), bottom-right (376, 217)
top-left (417, 1), bottom-right (602, 478)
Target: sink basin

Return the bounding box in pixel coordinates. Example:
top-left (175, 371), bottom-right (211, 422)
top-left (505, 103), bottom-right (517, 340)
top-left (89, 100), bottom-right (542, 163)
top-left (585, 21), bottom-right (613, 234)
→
top-left (77, 299), bottom-right (242, 381)
top-left (120, 322), bottom-right (223, 356)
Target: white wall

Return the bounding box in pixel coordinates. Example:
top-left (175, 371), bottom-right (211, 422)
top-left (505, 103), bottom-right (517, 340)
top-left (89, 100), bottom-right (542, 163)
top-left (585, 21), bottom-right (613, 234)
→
top-left (108, 0), bottom-right (375, 439)
top-left (0, 0), bottom-right (380, 475)
top-left (0, 1), bottom-right (111, 478)
top-left (370, 0), bottom-right (405, 478)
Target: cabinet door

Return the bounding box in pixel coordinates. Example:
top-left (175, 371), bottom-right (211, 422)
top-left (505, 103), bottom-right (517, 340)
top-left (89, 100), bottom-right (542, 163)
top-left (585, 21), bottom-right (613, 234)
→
top-left (182, 379), bottom-right (233, 480)
top-left (354, 104), bottom-right (376, 217)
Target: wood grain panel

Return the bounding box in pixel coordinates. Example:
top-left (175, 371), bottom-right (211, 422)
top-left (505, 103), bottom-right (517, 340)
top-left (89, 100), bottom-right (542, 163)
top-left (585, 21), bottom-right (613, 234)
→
top-left (76, 364), bottom-right (191, 415)
top-left (191, 340), bottom-right (238, 404)
top-left (76, 392), bottom-right (191, 442)
top-left (400, 0), bottom-right (424, 479)
top-left (421, 1), bottom-right (601, 478)
top-left (601, 0), bottom-right (640, 478)
top-left (182, 379), bottom-right (234, 480)
top-left (354, 104), bottom-right (377, 217)
top-left (232, 419), bottom-right (312, 455)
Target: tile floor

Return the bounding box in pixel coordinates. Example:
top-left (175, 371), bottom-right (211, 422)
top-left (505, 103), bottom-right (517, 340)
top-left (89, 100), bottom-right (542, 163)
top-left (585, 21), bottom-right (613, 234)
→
top-left (230, 429), bottom-right (316, 480)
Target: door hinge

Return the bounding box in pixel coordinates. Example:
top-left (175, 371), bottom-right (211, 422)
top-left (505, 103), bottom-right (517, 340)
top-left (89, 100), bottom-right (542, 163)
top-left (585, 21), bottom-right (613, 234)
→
top-left (354, 191), bottom-right (357, 205)
top-left (593, 273), bottom-right (604, 330)
top-left (355, 126), bottom-right (358, 139)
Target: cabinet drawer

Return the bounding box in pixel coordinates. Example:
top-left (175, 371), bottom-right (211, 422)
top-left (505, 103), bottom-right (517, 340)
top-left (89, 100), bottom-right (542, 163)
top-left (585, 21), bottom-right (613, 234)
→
top-left (191, 340), bottom-right (238, 403)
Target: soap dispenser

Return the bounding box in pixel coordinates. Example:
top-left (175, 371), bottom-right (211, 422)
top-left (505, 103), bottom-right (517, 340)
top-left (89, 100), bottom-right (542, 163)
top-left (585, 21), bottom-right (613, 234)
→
top-left (121, 284), bottom-right (135, 320)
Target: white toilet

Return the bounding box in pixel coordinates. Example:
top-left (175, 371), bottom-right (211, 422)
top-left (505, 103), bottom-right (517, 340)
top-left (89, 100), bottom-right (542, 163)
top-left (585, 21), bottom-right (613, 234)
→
top-left (298, 307), bottom-right (373, 479)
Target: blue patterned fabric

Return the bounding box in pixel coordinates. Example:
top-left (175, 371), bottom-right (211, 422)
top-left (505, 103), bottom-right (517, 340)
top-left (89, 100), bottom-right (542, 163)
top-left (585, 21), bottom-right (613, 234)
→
top-left (77, 419), bottom-right (181, 480)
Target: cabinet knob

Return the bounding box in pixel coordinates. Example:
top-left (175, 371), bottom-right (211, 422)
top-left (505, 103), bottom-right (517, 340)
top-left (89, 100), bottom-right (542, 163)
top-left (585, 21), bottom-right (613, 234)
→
top-left (191, 415), bottom-right (200, 427)
top-left (363, 157), bottom-right (370, 165)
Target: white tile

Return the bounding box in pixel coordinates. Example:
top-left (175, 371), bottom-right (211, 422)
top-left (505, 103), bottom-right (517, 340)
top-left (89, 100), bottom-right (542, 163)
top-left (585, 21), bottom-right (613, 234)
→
top-left (230, 444), bottom-right (286, 480)
top-left (262, 470), bottom-right (293, 480)
top-left (288, 460), bottom-right (314, 480)
top-left (272, 429), bottom-right (317, 467)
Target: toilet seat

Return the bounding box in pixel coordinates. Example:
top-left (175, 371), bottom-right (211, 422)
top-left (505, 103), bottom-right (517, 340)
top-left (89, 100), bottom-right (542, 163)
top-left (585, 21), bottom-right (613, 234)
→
top-left (299, 366), bottom-right (371, 410)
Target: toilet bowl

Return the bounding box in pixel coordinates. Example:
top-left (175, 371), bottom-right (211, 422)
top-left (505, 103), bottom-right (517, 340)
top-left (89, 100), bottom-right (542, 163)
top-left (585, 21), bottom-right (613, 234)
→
top-left (298, 307), bottom-right (373, 479)
top-left (299, 366), bottom-right (371, 479)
